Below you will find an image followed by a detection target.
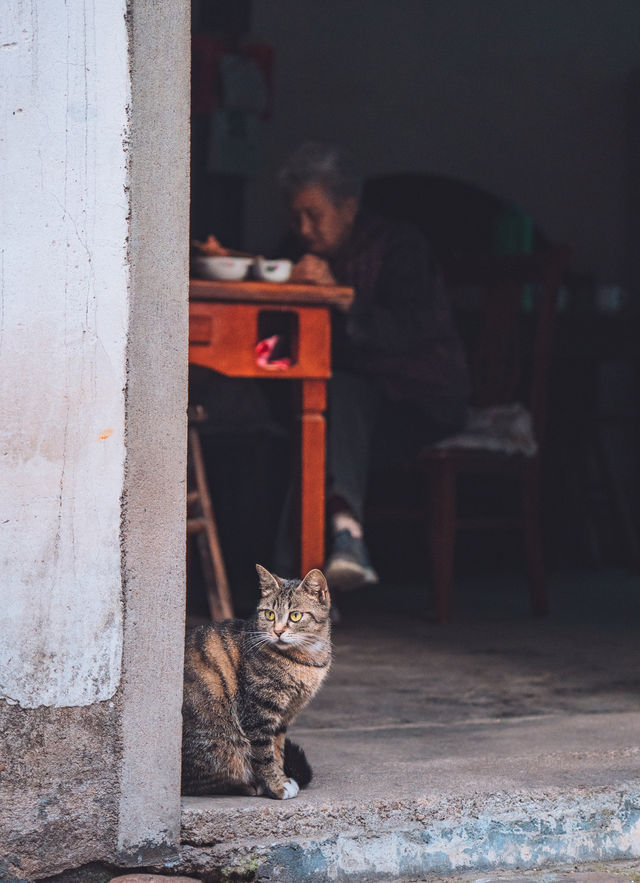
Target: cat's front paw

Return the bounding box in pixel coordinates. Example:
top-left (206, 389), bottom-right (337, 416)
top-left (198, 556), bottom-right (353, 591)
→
top-left (262, 776), bottom-right (300, 799)
top-left (280, 778), bottom-right (299, 800)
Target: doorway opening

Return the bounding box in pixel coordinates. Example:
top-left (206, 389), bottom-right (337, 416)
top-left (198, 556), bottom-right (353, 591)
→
top-left (179, 2), bottom-right (640, 877)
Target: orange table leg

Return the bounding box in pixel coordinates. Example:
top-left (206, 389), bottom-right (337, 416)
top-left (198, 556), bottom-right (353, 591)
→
top-left (298, 378), bottom-right (327, 575)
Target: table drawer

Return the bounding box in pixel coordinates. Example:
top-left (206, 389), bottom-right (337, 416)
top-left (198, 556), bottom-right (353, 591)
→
top-left (188, 301), bottom-right (331, 379)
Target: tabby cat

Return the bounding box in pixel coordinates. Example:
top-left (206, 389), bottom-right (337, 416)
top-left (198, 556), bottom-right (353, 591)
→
top-left (181, 565), bottom-right (331, 799)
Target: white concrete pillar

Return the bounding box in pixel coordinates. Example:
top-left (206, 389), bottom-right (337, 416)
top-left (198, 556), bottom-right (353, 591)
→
top-left (118, 0), bottom-right (191, 856)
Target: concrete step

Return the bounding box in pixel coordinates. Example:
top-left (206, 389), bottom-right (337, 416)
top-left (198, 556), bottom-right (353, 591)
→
top-left (441, 863), bottom-right (640, 883)
top-left (176, 712), bottom-right (640, 881)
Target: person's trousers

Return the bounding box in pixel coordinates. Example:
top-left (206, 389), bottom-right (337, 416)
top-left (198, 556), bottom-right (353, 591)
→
top-left (274, 370), bottom-right (467, 573)
top-left (327, 371), bottom-right (467, 523)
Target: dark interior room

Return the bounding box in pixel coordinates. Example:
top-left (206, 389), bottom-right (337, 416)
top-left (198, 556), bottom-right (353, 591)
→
top-left (188, 0), bottom-right (639, 620)
top-left (181, 2), bottom-right (640, 875)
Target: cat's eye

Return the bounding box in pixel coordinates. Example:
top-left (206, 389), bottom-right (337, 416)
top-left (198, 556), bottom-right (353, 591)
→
top-left (289, 611), bottom-right (303, 622)
top-left (264, 610), bottom-right (275, 621)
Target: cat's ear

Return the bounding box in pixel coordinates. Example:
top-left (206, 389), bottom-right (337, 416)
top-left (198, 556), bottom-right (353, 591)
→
top-left (300, 569), bottom-right (330, 605)
top-left (256, 563), bottom-right (280, 596)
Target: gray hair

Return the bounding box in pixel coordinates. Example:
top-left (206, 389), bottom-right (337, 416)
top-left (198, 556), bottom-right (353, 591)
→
top-left (277, 142), bottom-right (362, 206)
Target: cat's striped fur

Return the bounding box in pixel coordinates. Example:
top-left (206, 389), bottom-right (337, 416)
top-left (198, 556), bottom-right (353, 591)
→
top-left (181, 565), bottom-right (331, 799)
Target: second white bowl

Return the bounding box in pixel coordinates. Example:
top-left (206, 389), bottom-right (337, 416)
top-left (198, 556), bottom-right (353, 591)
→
top-left (253, 257), bottom-right (293, 283)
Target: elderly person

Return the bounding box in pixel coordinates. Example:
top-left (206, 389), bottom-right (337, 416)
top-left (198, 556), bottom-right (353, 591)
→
top-left (277, 143), bottom-right (470, 592)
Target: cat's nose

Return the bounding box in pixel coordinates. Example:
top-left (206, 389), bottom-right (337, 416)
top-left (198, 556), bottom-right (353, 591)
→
top-left (274, 625), bottom-right (286, 636)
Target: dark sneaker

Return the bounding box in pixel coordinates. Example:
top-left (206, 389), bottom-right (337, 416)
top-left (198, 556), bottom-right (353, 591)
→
top-left (324, 530), bottom-right (379, 591)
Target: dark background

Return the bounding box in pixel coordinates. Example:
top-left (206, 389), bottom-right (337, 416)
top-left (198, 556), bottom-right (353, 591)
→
top-left (188, 1), bottom-right (640, 616)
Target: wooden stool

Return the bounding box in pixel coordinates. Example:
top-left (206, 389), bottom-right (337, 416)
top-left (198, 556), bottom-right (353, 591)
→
top-left (187, 418), bottom-right (234, 622)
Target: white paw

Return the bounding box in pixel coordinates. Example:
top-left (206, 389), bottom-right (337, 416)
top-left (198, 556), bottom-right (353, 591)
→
top-left (281, 778), bottom-right (299, 799)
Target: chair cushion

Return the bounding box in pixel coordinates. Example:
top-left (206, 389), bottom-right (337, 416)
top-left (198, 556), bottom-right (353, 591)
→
top-left (434, 402), bottom-right (537, 457)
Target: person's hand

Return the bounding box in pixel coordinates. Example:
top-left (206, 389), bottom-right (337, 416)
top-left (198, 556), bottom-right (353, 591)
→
top-left (290, 254), bottom-right (336, 286)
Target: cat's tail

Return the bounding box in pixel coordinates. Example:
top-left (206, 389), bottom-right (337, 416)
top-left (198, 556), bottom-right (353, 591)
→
top-left (284, 738), bottom-right (312, 789)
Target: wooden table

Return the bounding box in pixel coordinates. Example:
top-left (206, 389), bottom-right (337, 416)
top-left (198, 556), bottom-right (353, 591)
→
top-left (189, 278), bottom-right (354, 576)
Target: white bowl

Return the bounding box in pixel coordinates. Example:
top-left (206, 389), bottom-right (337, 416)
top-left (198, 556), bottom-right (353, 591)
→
top-left (194, 255), bottom-right (253, 281)
top-left (253, 257), bottom-right (292, 283)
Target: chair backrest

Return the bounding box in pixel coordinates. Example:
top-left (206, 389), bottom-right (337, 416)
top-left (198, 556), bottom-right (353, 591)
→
top-left (442, 248), bottom-right (570, 445)
top-left (362, 173), bottom-right (552, 263)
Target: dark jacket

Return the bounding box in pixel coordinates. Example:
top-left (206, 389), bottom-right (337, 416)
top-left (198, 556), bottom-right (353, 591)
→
top-left (326, 212), bottom-right (469, 423)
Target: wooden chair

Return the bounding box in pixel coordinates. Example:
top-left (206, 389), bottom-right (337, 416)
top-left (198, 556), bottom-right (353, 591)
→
top-left (419, 247), bottom-right (570, 622)
top-left (362, 173), bottom-right (552, 264)
top-left (187, 411), bottom-right (234, 622)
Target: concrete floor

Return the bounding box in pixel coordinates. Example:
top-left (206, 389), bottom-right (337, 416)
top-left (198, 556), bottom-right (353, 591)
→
top-left (178, 567), bottom-right (640, 881)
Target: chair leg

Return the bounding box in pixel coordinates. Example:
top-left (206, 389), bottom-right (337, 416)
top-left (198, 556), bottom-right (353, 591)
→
top-left (593, 427), bottom-right (640, 568)
top-left (194, 530), bottom-right (227, 622)
top-left (425, 461), bottom-right (457, 624)
top-left (522, 457), bottom-right (549, 616)
top-left (189, 427), bottom-right (234, 622)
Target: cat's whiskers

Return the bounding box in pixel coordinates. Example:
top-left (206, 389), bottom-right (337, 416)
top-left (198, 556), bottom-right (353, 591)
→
top-left (246, 634), bottom-right (275, 652)
top-left (291, 633), bottom-right (329, 647)
top-left (284, 633), bottom-right (330, 656)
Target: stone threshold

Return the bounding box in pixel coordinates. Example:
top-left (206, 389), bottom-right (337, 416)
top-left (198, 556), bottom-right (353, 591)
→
top-left (168, 712), bottom-right (640, 881)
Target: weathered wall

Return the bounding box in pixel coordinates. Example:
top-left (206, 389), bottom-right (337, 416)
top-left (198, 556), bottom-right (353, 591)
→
top-left (247, 0), bottom-right (640, 284)
top-left (1, 0), bottom-right (129, 713)
top-left (0, 703), bottom-right (120, 880)
top-left (0, 2), bottom-right (129, 874)
top-left (0, 1), bottom-right (190, 878)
